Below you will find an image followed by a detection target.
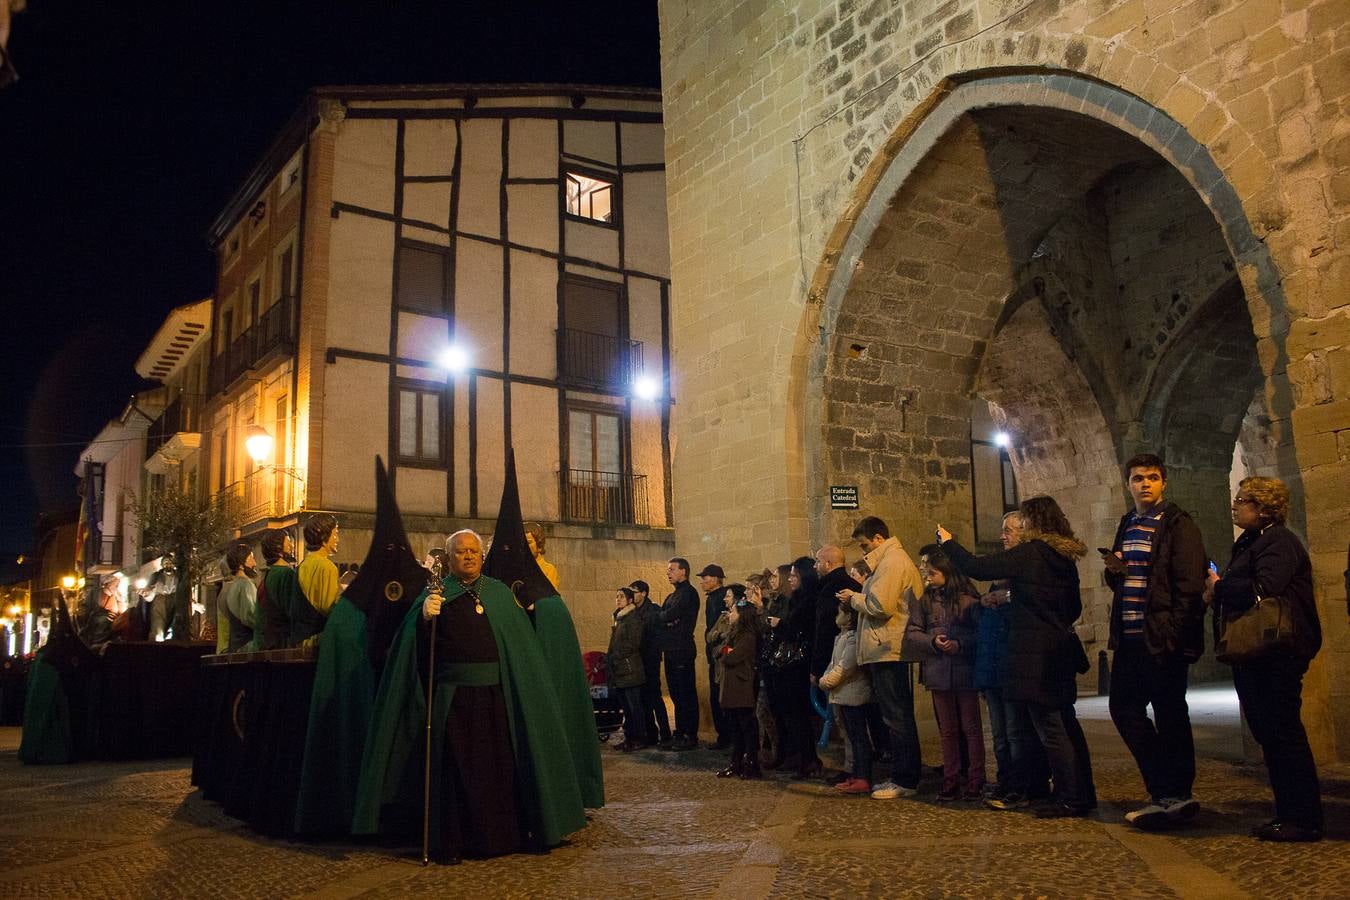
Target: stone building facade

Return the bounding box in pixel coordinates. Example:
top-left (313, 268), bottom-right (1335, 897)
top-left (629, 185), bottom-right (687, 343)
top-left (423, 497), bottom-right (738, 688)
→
top-left (657, 1), bottom-right (1350, 754)
top-left (204, 86), bottom-right (676, 648)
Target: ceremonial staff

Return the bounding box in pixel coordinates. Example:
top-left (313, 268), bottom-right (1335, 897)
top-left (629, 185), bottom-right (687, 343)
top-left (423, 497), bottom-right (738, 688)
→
top-left (421, 553), bottom-right (445, 867)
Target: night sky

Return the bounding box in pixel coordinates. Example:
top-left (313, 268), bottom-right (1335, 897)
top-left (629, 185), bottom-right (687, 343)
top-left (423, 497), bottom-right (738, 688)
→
top-left (0, 0), bottom-right (661, 554)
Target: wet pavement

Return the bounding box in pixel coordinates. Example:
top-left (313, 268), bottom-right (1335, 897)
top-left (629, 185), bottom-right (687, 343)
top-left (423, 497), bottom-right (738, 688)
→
top-left (0, 687), bottom-right (1347, 898)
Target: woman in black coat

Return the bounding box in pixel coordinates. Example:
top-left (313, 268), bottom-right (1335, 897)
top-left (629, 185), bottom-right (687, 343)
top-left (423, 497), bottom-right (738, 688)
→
top-left (1208, 476), bottom-right (1323, 842)
top-left (764, 558), bottom-right (821, 779)
top-left (937, 495), bottom-right (1096, 817)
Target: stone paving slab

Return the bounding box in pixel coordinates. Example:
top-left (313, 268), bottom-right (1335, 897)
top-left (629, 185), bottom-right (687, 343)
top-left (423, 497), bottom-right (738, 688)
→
top-left (2, 701), bottom-right (1349, 899)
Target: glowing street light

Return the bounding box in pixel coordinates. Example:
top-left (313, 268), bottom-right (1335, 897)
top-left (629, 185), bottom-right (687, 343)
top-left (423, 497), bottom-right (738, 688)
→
top-left (245, 424), bottom-right (275, 464)
top-left (633, 375), bottom-right (660, 402)
top-left (61, 575), bottom-right (75, 591)
top-left (438, 344), bottom-right (471, 374)
top-left (994, 431), bottom-right (1011, 448)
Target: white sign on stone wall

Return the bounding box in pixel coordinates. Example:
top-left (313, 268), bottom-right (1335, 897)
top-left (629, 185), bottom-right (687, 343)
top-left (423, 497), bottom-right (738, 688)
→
top-left (829, 485), bottom-right (859, 510)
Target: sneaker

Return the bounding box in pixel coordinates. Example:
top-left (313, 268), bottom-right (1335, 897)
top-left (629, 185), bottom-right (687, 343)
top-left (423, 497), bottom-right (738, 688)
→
top-left (936, 785), bottom-right (961, 802)
top-left (836, 777), bottom-right (871, 795)
top-left (824, 771), bottom-right (850, 787)
top-left (870, 781), bottom-right (902, 800)
top-left (985, 791), bottom-right (1028, 811)
top-left (1125, 803), bottom-right (1166, 827)
top-left (1162, 796), bottom-right (1200, 823)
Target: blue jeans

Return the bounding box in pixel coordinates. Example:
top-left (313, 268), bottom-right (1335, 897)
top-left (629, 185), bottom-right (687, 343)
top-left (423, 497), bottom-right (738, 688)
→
top-left (983, 687), bottom-right (1012, 786)
top-left (865, 661), bottom-right (922, 789)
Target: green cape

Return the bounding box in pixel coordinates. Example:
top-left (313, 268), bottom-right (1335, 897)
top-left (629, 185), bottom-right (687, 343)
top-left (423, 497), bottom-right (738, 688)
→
top-left (533, 595), bottom-right (605, 808)
top-left (351, 575), bottom-right (587, 848)
top-left (294, 596), bottom-right (373, 834)
top-left (17, 657), bottom-right (72, 764)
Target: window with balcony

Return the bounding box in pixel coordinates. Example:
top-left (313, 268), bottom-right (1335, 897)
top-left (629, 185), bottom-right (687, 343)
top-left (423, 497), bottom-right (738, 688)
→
top-left (560, 276), bottom-right (642, 389)
top-left (565, 170), bottom-right (615, 224)
top-left (397, 384), bottom-right (445, 467)
top-left (397, 241), bottom-right (450, 315)
top-left (274, 238), bottom-right (296, 308)
top-left (565, 405), bottom-right (647, 525)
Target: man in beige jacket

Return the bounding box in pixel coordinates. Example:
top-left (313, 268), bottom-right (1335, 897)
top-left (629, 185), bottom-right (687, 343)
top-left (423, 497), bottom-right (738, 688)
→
top-left (838, 515), bottom-right (925, 799)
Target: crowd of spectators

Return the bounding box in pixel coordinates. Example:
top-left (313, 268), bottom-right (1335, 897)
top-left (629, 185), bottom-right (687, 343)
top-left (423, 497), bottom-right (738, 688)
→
top-left (605, 454), bottom-right (1327, 842)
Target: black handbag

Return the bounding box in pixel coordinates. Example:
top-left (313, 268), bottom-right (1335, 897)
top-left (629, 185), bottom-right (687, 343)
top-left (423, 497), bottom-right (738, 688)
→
top-left (769, 640), bottom-right (806, 669)
top-left (1215, 591), bottom-right (1297, 665)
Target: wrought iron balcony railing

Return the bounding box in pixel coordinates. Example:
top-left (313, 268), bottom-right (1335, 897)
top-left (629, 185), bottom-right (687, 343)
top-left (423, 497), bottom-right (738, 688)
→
top-left (208, 294), bottom-right (297, 397)
top-left (146, 392), bottom-right (204, 458)
top-left (560, 328), bottom-right (643, 389)
top-left (564, 469), bottom-right (649, 527)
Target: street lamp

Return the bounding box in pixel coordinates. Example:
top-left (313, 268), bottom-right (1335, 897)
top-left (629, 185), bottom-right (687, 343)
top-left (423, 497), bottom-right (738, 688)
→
top-left (633, 375), bottom-right (660, 402)
top-left (245, 424), bottom-right (275, 464)
top-left (438, 344), bottom-right (471, 374)
top-left (61, 575), bottom-right (75, 591)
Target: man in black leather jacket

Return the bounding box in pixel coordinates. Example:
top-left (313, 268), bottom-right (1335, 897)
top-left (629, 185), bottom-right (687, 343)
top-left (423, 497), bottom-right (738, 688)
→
top-left (658, 558), bottom-right (701, 751)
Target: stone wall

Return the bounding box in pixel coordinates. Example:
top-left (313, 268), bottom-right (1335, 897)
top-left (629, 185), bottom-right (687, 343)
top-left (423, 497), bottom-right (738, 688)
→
top-left (659, 0), bottom-right (1350, 756)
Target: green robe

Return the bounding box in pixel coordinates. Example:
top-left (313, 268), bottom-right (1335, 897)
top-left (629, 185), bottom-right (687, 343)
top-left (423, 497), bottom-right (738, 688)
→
top-left (293, 596), bottom-right (373, 834)
top-left (533, 594), bottom-right (605, 809)
top-left (17, 656), bottom-right (72, 764)
top-left (351, 576), bottom-right (587, 849)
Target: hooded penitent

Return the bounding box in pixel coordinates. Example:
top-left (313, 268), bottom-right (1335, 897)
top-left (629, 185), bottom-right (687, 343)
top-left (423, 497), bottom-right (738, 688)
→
top-left (484, 447), bottom-right (604, 809)
top-left (19, 593), bottom-right (99, 764)
top-left (294, 456), bottom-right (427, 834)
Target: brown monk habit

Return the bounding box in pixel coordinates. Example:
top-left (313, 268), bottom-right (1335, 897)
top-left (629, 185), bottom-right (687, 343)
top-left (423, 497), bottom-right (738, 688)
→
top-left (414, 585), bottom-right (523, 860)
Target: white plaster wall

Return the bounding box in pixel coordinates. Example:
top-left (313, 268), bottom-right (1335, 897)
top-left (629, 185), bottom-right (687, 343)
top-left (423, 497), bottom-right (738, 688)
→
top-left (396, 311), bottom-right (451, 365)
top-left (403, 182), bottom-right (452, 229)
top-left (511, 382), bottom-right (561, 522)
top-left (631, 405), bottom-right (667, 526)
top-left (322, 357), bottom-right (389, 512)
top-left (563, 120), bottom-right (616, 164)
top-left (333, 119), bottom-right (397, 214)
top-left (508, 119), bottom-right (558, 178)
top-left (628, 277), bottom-right (663, 358)
top-left (458, 119), bottom-right (502, 238)
top-left (453, 239), bottom-right (504, 370)
top-left (506, 184), bottom-right (558, 254)
top-left (508, 249), bottom-right (558, 380)
top-left (327, 214), bottom-right (393, 355)
top-left (453, 383), bottom-right (471, 516)
top-left (564, 221), bottom-right (620, 268)
top-left (476, 377), bottom-right (506, 518)
top-left (621, 171), bottom-right (671, 277)
top-left (621, 122), bottom-right (664, 167)
top-left (403, 119), bottom-right (456, 177)
top-left (396, 466), bottom-right (447, 517)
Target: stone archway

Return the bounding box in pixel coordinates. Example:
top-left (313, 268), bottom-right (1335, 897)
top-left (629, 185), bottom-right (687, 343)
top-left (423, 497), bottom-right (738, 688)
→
top-left (797, 71), bottom-right (1294, 688)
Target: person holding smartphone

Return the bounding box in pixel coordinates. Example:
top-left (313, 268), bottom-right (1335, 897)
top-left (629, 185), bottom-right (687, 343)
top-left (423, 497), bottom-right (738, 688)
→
top-left (1103, 454), bottom-right (1208, 831)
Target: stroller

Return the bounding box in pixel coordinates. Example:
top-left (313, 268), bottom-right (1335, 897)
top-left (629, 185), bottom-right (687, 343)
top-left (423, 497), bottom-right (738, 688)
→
top-left (582, 650), bottom-right (625, 742)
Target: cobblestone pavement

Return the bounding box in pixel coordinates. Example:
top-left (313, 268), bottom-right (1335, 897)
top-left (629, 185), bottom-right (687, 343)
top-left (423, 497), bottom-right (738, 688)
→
top-left (1, 689), bottom-right (1348, 899)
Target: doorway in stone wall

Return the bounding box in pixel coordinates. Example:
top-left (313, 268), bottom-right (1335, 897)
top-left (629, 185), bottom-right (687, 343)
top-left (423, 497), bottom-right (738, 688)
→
top-left (803, 74), bottom-right (1288, 690)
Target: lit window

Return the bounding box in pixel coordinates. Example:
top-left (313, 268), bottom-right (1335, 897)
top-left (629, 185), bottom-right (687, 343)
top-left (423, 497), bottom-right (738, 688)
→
top-left (565, 172), bottom-right (614, 223)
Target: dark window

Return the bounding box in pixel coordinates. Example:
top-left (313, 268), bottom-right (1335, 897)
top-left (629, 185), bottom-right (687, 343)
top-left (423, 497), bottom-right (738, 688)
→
top-left (219, 309), bottom-right (234, 355)
top-left (248, 279), bottom-right (261, 328)
top-left (565, 405), bottom-right (648, 525)
top-left (277, 243), bottom-right (295, 303)
top-left (397, 384), bottom-right (445, 466)
top-left (217, 427), bottom-right (230, 492)
top-left (568, 407), bottom-right (623, 474)
top-left (561, 277), bottom-right (642, 387)
top-left (397, 242), bottom-right (449, 314)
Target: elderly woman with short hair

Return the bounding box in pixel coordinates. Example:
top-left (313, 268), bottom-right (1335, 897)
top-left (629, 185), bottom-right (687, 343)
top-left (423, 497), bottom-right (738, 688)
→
top-left (1208, 476), bottom-right (1323, 842)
